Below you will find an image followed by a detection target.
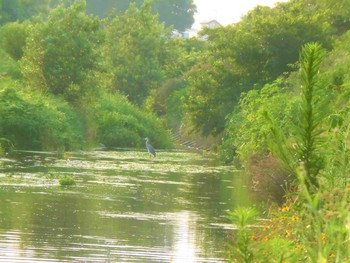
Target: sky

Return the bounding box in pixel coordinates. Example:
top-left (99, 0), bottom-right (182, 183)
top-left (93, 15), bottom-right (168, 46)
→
top-left (192, 0), bottom-right (289, 29)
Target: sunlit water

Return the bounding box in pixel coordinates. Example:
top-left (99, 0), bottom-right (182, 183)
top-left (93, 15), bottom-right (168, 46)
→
top-left (0, 150), bottom-right (255, 262)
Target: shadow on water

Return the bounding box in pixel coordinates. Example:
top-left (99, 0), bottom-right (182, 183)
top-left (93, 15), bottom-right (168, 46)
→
top-left (0, 150), bottom-right (259, 262)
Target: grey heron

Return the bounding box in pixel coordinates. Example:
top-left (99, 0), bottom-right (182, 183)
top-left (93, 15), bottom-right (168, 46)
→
top-left (145, 137), bottom-right (156, 157)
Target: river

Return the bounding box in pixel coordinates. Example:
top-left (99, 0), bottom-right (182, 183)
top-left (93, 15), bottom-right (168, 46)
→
top-left (0, 150), bottom-right (255, 262)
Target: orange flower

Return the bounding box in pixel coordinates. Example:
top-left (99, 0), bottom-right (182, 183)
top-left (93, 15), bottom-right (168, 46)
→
top-left (263, 226), bottom-right (270, 231)
top-left (292, 216), bottom-right (299, 222)
top-left (282, 206), bottom-right (290, 212)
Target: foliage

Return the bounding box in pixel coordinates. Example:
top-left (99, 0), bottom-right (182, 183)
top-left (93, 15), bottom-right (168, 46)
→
top-left (226, 207), bottom-right (259, 263)
top-left (0, 48), bottom-right (22, 79)
top-left (239, 1), bottom-right (332, 79)
top-left (59, 175), bottom-right (76, 186)
top-left (0, 85), bottom-right (83, 151)
top-left (304, 0), bottom-right (350, 35)
top-left (220, 79), bottom-right (299, 164)
top-left (86, 0), bottom-right (196, 32)
top-left (144, 37), bottom-right (205, 132)
top-left (1, 0), bottom-right (350, 156)
top-left (153, 0), bottom-right (196, 31)
top-left (294, 43), bottom-right (329, 189)
top-left (0, 21), bottom-right (28, 60)
top-left (227, 43), bottom-right (350, 262)
top-left (102, 1), bottom-right (175, 105)
top-left (164, 82), bottom-right (187, 131)
top-left (0, 0), bottom-right (52, 24)
top-left (183, 0), bottom-right (338, 137)
top-left (184, 27), bottom-right (242, 136)
top-left (92, 92), bottom-right (172, 149)
top-left (20, 0), bottom-right (101, 103)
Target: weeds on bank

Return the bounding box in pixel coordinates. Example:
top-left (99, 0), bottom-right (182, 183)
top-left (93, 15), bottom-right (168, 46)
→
top-left (228, 183), bottom-right (350, 262)
top-left (227, 43), bottom-right (350, 262)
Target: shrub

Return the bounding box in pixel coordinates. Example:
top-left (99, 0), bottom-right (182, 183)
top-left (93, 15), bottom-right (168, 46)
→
top-left (0, 48), bottom-right (22, 79)
top-left (92, 92), bottom-right (172, 149)
top-left (0, 21), bottom-right (28, 61)
top-left (0, 86), bottom-right (83, 151)
top-left (220, 78), bottom-right (299, 165)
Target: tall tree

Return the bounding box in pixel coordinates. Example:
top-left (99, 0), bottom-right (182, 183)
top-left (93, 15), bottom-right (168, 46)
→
top-left (184, 0), bottom-right (335, 136)
top-left (21, 0), bottom-right (101, 103)
top-left (153, 0), bottom-right (196, 31)
top-left (86, 0), bottom-right (196, 31)
top-left (0, 0), bottom-right (53, 24)
top-left (103, 1), bottom-right (174, 105)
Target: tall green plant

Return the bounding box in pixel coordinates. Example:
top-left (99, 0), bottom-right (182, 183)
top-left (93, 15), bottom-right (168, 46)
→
top-left (226, 207), bottom-right (259, 263)
top-left (265, 43), bottom-right (329, 191)
top-left (262, 43), bottom-right (350, 261)
top-left (296, 43), bottom-right (328, 190)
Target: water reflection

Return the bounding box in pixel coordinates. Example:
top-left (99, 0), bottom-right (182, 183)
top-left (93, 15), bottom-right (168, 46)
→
top-left (172, 211), bottom-right (197, 263)
top-left (0, 150), bottom-right (255, 262)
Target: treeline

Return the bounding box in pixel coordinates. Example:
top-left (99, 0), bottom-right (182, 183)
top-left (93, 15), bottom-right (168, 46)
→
top-left (0, 0), bottom-right (195, 31)
top-left (0, 0), bottom-right (179, 151)
top-left (1, 0), bottom-right (350, 158)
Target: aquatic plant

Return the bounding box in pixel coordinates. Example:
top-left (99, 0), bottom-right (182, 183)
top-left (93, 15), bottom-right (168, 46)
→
top-left (59, 175), bottom-right (76, 186)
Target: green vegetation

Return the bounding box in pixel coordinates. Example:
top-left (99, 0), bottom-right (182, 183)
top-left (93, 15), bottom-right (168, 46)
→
top-left (92, 92), bottom-right (172, 148)
top-left (102, 1), bottom-right (174, 105)
top-left (1, 0), bottom-right (350, 259)
top-left (0, 0), bottom-right (195, 32)
top-left (59, 175), bottom-right (76, 186)
top-left (0, 86), bottom-right (83, 150)
top-left (0, 0), bottom-right (173, 151)
top-left (86, 0), bottom-right (196, 32)
top-left (227, 42), bottom-right (350, 262)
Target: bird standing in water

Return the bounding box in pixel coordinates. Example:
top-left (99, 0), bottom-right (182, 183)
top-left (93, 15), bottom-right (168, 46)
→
top-left (145, 137), bottom-right (156, 157)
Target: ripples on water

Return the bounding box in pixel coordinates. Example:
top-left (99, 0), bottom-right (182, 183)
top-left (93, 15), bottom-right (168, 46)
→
top-left (0, 150), bottom-right (251, 262)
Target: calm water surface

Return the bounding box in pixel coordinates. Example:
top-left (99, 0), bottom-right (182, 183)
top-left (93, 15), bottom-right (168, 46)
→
top-left (0, 150), bottom-right (255, 262)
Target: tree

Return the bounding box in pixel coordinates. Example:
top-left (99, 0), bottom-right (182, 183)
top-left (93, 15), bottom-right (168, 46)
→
top-left (184, 26), bottom-right (255, 136)
top-left (0, 0), bottom-right (53, 24)
top-left (153, 0), bottom-right (196, 31)
top-left (21, 0), bottom-right (101, 103)
top-left (183, 0), bottom-right (336, 136)
top-left (86, 0), bottom-right (196, 32)
top-left (103, 1), bottom-right (174, 105)
top-left (0, 21), bottom-right (28, 60)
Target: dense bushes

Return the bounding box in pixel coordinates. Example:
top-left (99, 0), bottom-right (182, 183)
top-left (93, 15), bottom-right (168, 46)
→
top-left (220, 79), bottom-right (299, 164)
top-left (0, 86), bottom-right (83, 150)
top-left (0, 1), bottom-right (174, 152)
top-left (0, 86), bottom-right (172, 151)
top-left (92, 92), bottom-right (172, 149)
